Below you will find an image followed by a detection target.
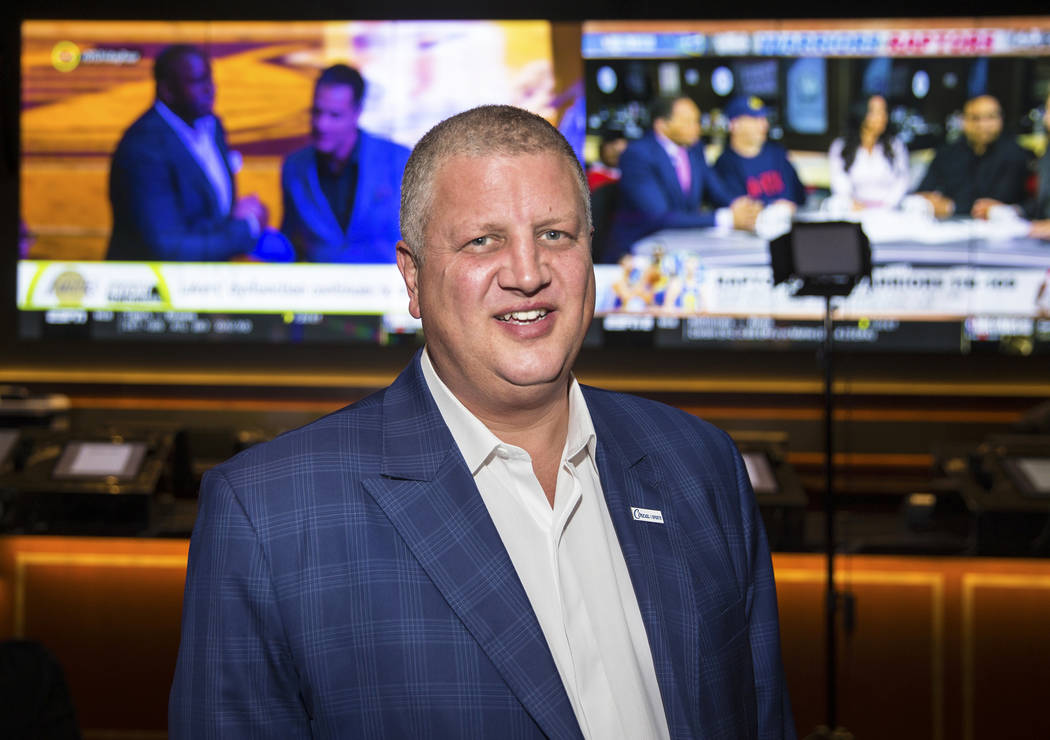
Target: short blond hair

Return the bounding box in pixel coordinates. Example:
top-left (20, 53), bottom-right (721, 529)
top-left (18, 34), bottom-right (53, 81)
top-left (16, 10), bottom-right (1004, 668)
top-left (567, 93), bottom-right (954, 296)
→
top-left (399, 105), bottom-right (591, 260)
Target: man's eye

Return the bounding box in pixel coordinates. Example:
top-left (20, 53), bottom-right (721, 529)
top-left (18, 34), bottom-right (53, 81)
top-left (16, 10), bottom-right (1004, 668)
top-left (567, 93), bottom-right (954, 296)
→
top-left (463, 235), bottom-right (496, 251)
top-left (542, 230), bottom-right (565, 241)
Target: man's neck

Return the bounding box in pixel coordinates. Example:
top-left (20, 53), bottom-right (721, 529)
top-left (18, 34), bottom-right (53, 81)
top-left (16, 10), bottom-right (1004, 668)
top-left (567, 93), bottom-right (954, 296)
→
top-left (731, 138), bottom-right (762, 158)
top-left (155, 99), bottom-right (208, 129)
top-left (969, 136), bottom-right (995, 157)
top-left (319, 133), bottom-right (359, 174)
top-left (479, 395), bottom-right (570, 506)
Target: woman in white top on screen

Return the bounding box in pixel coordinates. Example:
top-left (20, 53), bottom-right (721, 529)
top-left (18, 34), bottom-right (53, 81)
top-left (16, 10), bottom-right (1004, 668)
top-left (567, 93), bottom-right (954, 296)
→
top-left (828, 94), bottom-right (910, 210)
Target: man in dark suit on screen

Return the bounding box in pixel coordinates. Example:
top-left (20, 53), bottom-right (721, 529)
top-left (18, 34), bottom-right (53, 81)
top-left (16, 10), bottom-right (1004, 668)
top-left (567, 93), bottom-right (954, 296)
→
top-left (170, 104), bottom-right (795, 739)
top-left (280, 64), bottom-right (409, 263)
top-left (605, 96), bottom-right (763, 262)
top-left (107, 44), bottom-right (273, 262)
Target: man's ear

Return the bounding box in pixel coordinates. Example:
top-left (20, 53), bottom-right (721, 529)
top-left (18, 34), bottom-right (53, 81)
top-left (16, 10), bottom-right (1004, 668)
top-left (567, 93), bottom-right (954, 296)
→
top-left (395, 240), bottom-right (422, 319)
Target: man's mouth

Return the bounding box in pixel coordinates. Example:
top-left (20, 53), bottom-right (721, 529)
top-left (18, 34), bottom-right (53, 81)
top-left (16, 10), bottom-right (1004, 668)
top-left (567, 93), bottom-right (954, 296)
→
top-left (496, 309), bottom-right (549, 324)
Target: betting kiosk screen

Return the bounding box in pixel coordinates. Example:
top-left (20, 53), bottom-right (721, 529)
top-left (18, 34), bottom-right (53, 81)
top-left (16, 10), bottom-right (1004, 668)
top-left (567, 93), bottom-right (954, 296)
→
top-left (742, 450), bottom-right (779, 495)
top-left (1002, 456), bottom-right (1050, 498)
top-left (52, 441), bottom-right (148, 481)
top-left (0, 430), bottom-right (17, 468)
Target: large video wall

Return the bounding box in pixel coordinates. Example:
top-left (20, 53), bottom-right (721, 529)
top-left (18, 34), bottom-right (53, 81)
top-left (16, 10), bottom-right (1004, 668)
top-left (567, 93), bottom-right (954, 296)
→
top-left (15, 17), bottom-right (1050, 353)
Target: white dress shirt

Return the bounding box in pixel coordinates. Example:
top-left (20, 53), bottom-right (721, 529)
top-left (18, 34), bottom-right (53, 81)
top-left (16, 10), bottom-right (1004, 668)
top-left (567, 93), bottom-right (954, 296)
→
top-left (155, 100), bottom-right (233, 215)
top-left (420, 350), bottom-right (670, 740)
top-left (828, 136), bottom-right (910, 209)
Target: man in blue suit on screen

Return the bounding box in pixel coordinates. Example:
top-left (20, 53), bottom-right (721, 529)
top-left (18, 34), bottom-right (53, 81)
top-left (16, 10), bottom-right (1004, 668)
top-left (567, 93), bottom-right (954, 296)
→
top-left (170, 104), bottom-right (796, 739)
top-left (280, 64), bottom-right (410, 263)
top-left (606, 96), bottom-right (763, 262)
top-left (107, 44), bottom-right (276, 262)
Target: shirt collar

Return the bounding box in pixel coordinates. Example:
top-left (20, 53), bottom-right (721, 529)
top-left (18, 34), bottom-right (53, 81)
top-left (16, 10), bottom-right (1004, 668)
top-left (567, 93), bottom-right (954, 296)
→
top-left (654, 129), bottom-right (686, 161)
top-left (420, 348), bottom-right (596, 476)
top-left (154, 100), bottom-right (215, 139)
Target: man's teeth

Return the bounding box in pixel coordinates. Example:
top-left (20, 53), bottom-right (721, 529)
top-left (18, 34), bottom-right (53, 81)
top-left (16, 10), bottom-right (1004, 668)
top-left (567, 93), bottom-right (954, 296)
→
top-left (498, 309), bottom-right (549, 322)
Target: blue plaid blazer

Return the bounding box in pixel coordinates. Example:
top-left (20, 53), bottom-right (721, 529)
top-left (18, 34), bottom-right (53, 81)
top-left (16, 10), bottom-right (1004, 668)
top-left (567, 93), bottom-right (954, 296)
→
top-left (169, 354), bottom-right (795, 739)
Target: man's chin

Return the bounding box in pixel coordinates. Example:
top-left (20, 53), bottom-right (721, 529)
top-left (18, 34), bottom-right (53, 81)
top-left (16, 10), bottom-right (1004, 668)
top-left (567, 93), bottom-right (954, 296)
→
top-left (498, 361), bottom-right (572, 392)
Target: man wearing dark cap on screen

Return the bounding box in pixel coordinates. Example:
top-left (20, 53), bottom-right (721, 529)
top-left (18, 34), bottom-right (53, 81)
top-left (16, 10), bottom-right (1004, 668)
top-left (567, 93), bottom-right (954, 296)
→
top-left (714, 96), bottom-right (806, 209)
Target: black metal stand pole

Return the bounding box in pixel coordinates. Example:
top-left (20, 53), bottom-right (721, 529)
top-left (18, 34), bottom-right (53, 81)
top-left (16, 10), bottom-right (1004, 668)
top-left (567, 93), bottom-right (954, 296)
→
top-left (822, 294), bottom-right (837, 732)
top-left (806, 294), bottom-right (853, 740)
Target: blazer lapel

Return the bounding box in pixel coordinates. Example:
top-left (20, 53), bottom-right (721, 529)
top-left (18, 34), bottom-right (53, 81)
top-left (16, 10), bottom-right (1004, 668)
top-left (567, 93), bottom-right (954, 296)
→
top-left (687, 146), bottom-right (708, 209)
top-left (650, 135), bottom-right (690, 211)
top-left (587, 393), bottom-right (703, 739)
top-left (361, 358), bottom-right (583, 740)
top-left (156, 108), bottom-right (232, 218)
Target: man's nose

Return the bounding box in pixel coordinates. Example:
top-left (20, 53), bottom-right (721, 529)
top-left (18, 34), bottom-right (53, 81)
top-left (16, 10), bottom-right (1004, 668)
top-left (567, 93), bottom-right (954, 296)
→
top-left (499, 234), bottom-right (550, 295)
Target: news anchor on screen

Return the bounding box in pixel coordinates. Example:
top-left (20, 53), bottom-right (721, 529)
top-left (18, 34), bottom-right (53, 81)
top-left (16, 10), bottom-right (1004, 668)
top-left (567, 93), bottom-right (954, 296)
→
top-left (170, 105), bottom-right (795, 738)
top-left (107, 44), bottom-right (278, 262)
top-left (713, 96), bottom-right (806, 208)
top-left (280, 64), bottom-right (410, 262)
top-left (606, 96), bottom-right (762, 262)
top-left (915, 94), bottom-right (1030, 220)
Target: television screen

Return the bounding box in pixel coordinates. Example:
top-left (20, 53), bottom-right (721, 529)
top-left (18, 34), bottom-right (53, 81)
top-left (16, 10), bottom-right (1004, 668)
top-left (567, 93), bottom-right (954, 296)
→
top-left (17, 19), bottom-right (583, 344)
top-left (15, 17), bottom-right (1050, 356)
top-left (583, 17), bottom-right (1050, 353)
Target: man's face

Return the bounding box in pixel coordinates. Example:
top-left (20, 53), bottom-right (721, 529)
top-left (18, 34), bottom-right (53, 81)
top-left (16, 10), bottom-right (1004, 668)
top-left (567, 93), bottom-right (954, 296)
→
top-left (396, 151), bottom-right (595, 415)
top-left (963, 96), bottom-right (1003, 151)
top-left (659, 99), bottom-right (702, 148)
top-left (730, 114), bottom-right (769, 151)
top-left (863, 95), bottom-right (888, 137)
top-left (599, 136), bottom-right (627, 168)
top-left (161, 52), bottom-right (215, 123)
top-left (311, 83), bottom-right (362, 161)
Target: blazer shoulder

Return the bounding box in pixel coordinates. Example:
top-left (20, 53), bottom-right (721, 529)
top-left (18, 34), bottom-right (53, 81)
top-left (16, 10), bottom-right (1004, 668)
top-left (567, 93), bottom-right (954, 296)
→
top-left (282, 145), bottom-right (315, 175)
top-left (623, 134), bottom-right (660, 159)
top-left (113, 108), bottom-right (171, 152)
top-left (582, 385), bottom-right (734, 454)
top-left (209, 387), bottom-right (388, 484)
top-left (360, 131), bottom-right (410, 160)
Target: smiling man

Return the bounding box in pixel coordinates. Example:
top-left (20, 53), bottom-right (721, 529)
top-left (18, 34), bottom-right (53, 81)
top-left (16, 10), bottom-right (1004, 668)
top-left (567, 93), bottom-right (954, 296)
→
top-left (280, 64), bottom-right (410, 262)
top-left (107, 44), bottom-right (271, 261)
top-left (171, 105), bottom-right (795, 739)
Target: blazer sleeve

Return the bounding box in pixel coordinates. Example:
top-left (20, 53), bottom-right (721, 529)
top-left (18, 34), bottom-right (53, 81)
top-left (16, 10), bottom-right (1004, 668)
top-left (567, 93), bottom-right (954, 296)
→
top-left (731, 443), bottom-right (796, 740)
top-left (279, 156), bottom-right (311, 260)
top-left (169, 469), bottom-right (312, 739)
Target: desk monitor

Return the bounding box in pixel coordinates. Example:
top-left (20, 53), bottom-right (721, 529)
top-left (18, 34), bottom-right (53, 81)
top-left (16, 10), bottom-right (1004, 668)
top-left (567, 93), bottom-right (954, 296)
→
top-left (742, 450), bottom-right (779, 495)
top-left (1002, 456), bottom-right (1050, 499)
top-left (0, 430), bottom-right (17, 469)
top-left (52, 441), bottom-right (148, 481)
